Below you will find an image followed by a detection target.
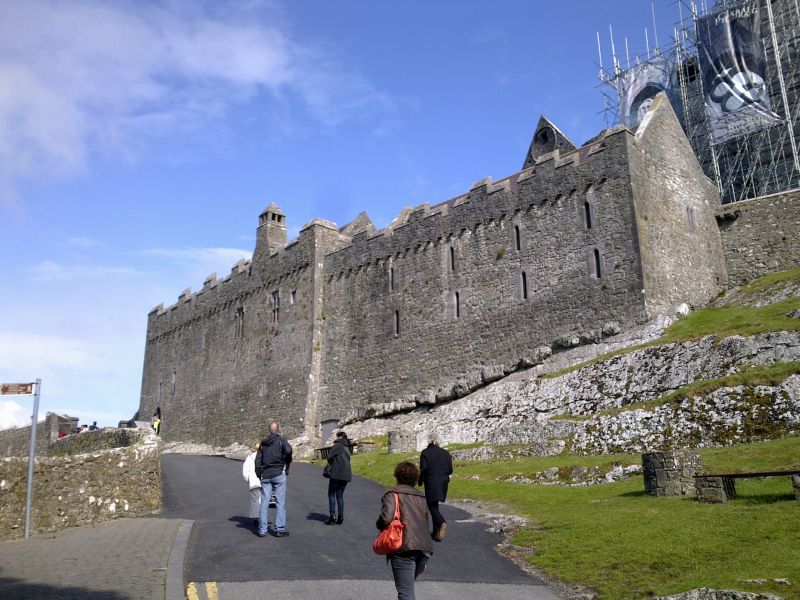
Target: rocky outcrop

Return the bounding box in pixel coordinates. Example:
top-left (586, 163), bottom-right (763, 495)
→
top-left (342, 332), bottom-right (800, 454)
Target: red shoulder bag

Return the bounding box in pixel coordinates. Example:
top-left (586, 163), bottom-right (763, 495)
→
top-left (373, 492), bottom-right (404, 555)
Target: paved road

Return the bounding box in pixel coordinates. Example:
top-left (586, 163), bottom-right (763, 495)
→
top-left (161, 454), bottom-right (559, 599)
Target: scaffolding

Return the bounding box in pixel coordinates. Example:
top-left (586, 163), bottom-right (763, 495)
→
top-left (599, 0), bottom-right (800, 204)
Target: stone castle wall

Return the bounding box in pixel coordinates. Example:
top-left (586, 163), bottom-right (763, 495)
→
top-left (137, 96), bottom-right (796, 448)
top-left (138, 222), bottom-right (346, 444)
top-left (318, 128), bottom-right (649, 421)
top-left (627, 95), bottom-right (727, 315)
top-left (717, 189), bottom-right (800, 286)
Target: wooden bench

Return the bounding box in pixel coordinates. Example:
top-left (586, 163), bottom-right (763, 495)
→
top-left (694, 470), bottom-right (800, 503)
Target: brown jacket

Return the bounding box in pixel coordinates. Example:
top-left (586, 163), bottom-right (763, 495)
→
top-left (376, 484), bottom-right (433, 555)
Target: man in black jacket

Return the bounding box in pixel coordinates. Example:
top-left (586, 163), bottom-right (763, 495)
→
top-left (418, 433), bottom-right (453, 541)
top-left (255, 421), bottom-right (293, 537)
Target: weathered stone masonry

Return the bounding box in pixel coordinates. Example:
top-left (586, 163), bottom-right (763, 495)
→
top-left (137, 95), bottom-right (797, 448)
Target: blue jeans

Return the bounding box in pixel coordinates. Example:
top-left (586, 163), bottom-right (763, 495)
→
top-left (259, 472), bottom-right (287, 534)
top-left (327, 479), bottom-right (347, 516)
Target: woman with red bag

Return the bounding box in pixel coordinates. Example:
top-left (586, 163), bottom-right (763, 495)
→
top-left (375, 461), bottom-right (434, 600)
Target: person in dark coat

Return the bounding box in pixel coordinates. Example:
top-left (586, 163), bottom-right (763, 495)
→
top-left (325, 431), bottom-right (352, 525)
top-left (255, 421), bottom-right (293, 537)
top-left (376, 461), bottom-right (433, 600)
top-left (418, 433), bottom-right (453, 541)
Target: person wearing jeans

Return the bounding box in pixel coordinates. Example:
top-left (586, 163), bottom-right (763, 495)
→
top-left (255, 421), bottom-right (293, 537)
top-left (376, 461), bottom-right (433, 600)
top-left (325, 431), bottom-right (352, 525)
top-left (259, 471), bottom-right (287, 535)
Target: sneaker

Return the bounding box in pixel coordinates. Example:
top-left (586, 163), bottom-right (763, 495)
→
top-left (272, 530), bottom-right (289, 538)
top-left (257, 531), bottom-right (267, 537)
top-left (436, 523), bottom-right (447, 542)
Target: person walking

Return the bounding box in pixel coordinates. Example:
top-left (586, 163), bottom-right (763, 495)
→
top-left (325, 431), bottom-right (352, 525)
top-left (418, 434), bottom-right (453, 542)
top-left (242, 441), bottom-right (261, 526)
top-left (152, 407), bottom-right (161, 435)
top-left (255, 421), bottom-right (293, 538)
top-left (376, 461), bottom-right (433, 600)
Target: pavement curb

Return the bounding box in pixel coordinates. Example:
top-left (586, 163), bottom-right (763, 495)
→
top-left (166, 519), bottom-right (194, 600)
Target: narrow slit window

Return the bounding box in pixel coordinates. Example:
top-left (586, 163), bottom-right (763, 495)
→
top-left (521, 271), bottom-right (528, 300)
top-left (687, 207), bottom-right (696, 232)
top-left (171, 371), bottom-right (176, 395)
top-left (449, 246), bottom-right (456, 271)
top-left (584, 202), bottom-right (592, 229)
top-left (236, 306), bottom-right (245, 338)
top-left (390, 267), bottom-right (394, 291)
top-left (455, 291), bottom-right (460, 318)
top-left (593, 249), bottom-right (602, 279)
top-left (271, 291), bottom-right (280, 323)
top-left (515, 225), bottom-right (521, 251)
top-left (290, 289), bottom-right (297, 304)
top-left (394, 310), bottom-right (400, 336)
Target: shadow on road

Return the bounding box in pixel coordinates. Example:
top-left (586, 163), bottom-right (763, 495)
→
top-left (0, 575), bottom-right (131, 600)
top-left (306, 512), bottom-right (330, 523)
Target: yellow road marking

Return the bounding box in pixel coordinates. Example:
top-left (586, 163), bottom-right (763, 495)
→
top-left (186, 582), bottom-right (200, 600)
top-left (206, 582), bottom-right (218, 600)
top-left (186, 581), bottom-right (218, 600)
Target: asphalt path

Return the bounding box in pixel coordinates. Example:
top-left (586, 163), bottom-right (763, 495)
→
top-left (161, 454), bottom-right (559, 599)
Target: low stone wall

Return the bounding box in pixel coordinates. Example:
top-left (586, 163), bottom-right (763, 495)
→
top-left (642, 450), bottom-right (701, 497)
top-left (48, 428), bottom-right (144, 456)
top-left (0, 413), bottom-right (78, 458)
top-left (0, 431), bottom-right (161, 541)
top-left (718, 189), bottom-right (800, 287)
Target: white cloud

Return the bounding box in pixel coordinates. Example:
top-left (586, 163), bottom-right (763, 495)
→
top-left (0, 400), bottom-right (31, 430)
top-left (29, 261), bottom-right (143, 282)
top-left (136, 247), bottom-right (252, 265)
top-left (0, 0), bottom-right (399, 197)
top-left (0, 332), bottom-right (103, 374)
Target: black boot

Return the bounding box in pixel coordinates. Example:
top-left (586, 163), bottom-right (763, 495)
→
top-left (335, 515), bottom-right (343, 525)
top-left (325, 514), bottom-right (336, 525)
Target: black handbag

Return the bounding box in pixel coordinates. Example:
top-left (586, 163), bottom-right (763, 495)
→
top-left (323, 464), bottom-right (331, 478)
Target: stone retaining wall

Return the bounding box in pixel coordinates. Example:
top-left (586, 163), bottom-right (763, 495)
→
top-left (0, 431), bottom-right (161, 541)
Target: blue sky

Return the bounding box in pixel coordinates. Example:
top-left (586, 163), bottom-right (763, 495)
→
top-left (0, 0), bottom-right (686, 429)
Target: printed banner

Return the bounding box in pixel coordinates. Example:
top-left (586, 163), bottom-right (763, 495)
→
top-left (697, 2), bottom-right (782, 144)
top-left (618, 55), bottom-right (675, 128)
top-left (0, 383), bottom-right (34, 395)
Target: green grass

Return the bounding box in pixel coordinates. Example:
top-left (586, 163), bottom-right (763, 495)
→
top-left (351, 436), bottom-right (800, 599)
top-left (544, 269), bottom-right (800, 380)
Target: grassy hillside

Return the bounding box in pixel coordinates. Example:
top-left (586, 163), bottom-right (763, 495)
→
top-left (351, 437), bottom-right (800, 599)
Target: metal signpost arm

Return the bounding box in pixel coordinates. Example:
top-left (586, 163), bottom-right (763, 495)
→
top-left (24, 379), bottom-right (41, 540)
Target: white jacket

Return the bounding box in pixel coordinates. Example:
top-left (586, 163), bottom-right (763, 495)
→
top-left (243, 452), bottom-right (260, 489)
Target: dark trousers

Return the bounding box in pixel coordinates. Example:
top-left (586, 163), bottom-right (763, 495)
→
top-left (427, 499), bottom-right (445, 535)
top-left (390, 550), bottom-right (429, 600)
top-left (327, 479), bottom-right (347, 516)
